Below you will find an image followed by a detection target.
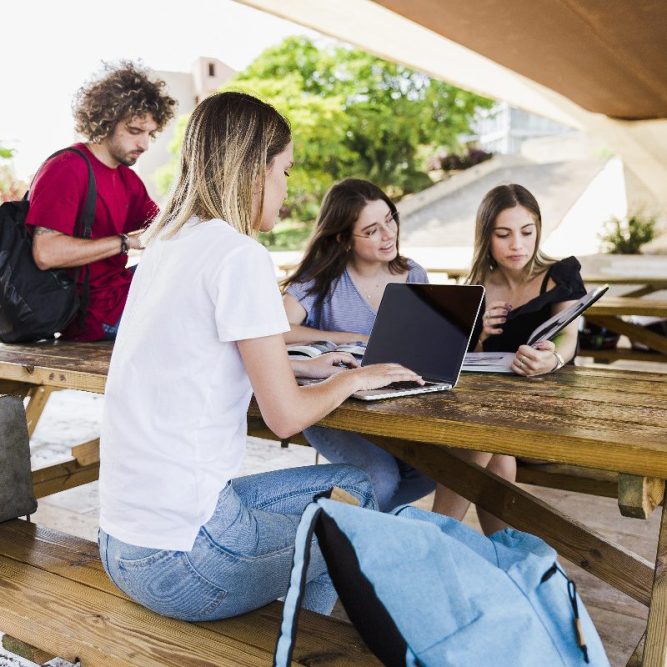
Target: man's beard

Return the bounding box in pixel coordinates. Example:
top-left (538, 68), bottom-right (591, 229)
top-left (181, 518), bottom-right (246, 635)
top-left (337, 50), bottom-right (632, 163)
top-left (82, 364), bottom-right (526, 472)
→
top-left (116, 150), bottom-right (143, 167)
top-left (109, 140), bottom-right (143, 167)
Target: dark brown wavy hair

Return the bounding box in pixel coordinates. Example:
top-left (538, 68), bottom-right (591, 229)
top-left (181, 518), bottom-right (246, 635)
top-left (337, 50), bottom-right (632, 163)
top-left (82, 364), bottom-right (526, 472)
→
top-left (467, 183), bottom-right (555, 285)
top-left (282, 178), bottom-right (410, 302)
top-left (73, 61), bottom-right (177, 142)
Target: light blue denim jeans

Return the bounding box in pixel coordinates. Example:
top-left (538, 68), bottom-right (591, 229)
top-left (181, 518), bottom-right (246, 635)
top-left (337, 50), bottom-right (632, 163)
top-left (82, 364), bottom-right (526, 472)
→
top-left (304, 425), bottom-right (435, 511)
top-left (98, 463), bottom-right (376, 621)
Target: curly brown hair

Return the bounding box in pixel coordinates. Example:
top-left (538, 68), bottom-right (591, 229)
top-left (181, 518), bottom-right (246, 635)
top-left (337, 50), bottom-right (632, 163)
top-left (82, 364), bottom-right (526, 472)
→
top-left (73, 61), bottom-right (177, 142)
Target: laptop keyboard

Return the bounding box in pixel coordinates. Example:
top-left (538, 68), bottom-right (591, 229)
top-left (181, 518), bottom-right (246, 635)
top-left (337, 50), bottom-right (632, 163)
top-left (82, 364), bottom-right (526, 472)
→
top-left (385, 380), bottom-right (438, 389)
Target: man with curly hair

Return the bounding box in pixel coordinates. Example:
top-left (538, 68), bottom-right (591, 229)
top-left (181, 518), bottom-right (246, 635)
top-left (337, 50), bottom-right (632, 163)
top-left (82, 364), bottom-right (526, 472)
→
top-left (25, 62), bottom-right (177, 340)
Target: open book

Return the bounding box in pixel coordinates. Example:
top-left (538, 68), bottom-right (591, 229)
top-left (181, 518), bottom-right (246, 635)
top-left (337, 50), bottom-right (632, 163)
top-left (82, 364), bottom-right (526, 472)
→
top-left (287, 340), bottom-right (367, 360)
top-left (462, 284), bottom-right (609, 373)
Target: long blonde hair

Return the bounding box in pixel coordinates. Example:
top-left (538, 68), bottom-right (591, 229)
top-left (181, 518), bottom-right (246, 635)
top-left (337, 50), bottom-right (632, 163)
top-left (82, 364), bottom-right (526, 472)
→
top-left (467, 183), bottom-right (554, 285)
top-left (143, 91), bottom-right (291, 245)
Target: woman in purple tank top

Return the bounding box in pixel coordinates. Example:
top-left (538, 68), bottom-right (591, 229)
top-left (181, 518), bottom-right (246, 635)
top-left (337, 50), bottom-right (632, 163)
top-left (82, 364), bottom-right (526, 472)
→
top-left (281, 179), bottom-right (434, 512)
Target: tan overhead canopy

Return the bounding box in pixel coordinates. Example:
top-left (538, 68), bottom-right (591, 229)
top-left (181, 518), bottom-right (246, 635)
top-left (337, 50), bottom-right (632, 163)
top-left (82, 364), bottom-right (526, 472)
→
top-left (237, 0), bottom-right (667, 210)
top-left (377, 0), bottom-right (667, 120)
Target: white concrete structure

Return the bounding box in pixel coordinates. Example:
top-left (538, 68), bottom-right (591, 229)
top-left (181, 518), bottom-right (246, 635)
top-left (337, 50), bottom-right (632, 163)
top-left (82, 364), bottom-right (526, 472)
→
top-left (135, 57), bottom-right (236, 199)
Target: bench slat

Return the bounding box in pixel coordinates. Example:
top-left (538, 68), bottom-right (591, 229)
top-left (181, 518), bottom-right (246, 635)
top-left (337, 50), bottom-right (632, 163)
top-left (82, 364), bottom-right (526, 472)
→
top-left (0, 520), bottom-right (379, 666)
top-left (0, 553), bottom-right (273, 667)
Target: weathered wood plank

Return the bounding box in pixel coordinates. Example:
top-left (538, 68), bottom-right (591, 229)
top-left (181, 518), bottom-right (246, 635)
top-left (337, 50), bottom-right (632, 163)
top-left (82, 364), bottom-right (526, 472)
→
top-left (0, 520), bottom-right (378, 666)
top-left (516, 463), bottom-right (618, 499)
top-left (1, 635), bottom-right (55, 665)
top-left (643, 504), bottom-right (667, 666)
top-left (0, 554), bottom-right (275, 667)
top-left (365, 435), bottom-right (654, 606)
top-left (71, 438), bottom-right (100, 467)
top-left (627, 633), bottom-right (645, 666)
top-left (25, 385), bottom-right (56, 437)
top-left (243, 367), bottom-right (667, 479)
top-left (579, 349), bottom-right (667, 364)
top-left (31, 458), bottom-right (100, 499)
top-left (0, 380), bottom-right (33, 396)
top-left (587, 315), bottom-right (667, 355)
top-left (0, 341), bottom-right (110, 393)
top-left (618, 475), bottom-right (665, 519)
top-left (588, 297), bottom-right (667, 318)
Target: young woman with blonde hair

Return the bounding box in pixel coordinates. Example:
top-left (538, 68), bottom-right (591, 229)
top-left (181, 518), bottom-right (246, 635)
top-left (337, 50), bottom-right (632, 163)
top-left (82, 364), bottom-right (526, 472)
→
top-left (98, 92), bottom-right (421, 621)
top-left (432, 183), bottom-right (586, 534)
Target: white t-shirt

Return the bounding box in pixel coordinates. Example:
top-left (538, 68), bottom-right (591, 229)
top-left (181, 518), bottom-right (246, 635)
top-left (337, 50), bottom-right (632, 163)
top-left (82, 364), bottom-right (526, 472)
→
top-left (99, 218), bottom-right (289, 551)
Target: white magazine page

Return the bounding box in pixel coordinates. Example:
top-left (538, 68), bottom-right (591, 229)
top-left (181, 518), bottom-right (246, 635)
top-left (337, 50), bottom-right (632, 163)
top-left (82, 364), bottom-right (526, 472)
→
top-left (527, 285), bottom-right (609, 346)
top-left (462, 352), bottom-right (514, 373)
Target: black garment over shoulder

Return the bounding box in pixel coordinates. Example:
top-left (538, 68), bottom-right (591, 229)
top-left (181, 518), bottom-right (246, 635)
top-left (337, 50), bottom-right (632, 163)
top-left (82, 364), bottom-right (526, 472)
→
top-left (471, 256), bottom-right (587, 352)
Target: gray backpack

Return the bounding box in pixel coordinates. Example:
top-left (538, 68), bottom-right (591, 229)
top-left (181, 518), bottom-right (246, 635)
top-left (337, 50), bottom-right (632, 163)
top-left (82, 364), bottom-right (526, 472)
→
top-left (0, 394), bottom-right (37, 521)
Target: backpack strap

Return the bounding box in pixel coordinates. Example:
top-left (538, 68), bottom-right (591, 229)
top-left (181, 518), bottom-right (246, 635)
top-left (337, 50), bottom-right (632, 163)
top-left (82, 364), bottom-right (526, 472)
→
top-left (30, 147), bottom-right (97, 328)
top-left (273, 501), bottom-right (323, 667)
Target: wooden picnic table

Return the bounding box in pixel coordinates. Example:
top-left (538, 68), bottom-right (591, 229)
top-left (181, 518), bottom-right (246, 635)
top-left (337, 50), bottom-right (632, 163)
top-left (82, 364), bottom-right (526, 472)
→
top-left (251, 365), bottom-right (667, 665)
top-left (1, 340), bottom-right (666, 664)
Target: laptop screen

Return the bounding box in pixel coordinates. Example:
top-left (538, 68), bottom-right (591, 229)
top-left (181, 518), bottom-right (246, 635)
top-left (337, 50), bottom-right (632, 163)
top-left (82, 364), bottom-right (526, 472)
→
top-left (362, 284), bottom-right (484, 385)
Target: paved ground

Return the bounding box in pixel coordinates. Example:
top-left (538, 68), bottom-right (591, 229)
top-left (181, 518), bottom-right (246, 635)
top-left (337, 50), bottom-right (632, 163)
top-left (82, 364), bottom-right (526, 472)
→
top-left (400, 158), bottom-right (606, 247)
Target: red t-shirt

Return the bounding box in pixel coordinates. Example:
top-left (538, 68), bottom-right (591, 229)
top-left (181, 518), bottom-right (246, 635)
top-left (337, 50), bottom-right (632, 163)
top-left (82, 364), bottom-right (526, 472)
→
top-left (25, 143), bottom-right (158, 341)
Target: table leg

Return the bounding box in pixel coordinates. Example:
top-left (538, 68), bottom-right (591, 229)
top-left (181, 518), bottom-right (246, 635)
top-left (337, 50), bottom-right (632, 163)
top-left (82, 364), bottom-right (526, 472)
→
top-left (627, 632), bottom-right (645, 666)
top-left (642, 503), bottom-right (667, 666)
top-left (25, 385), bottom-right (56, 438)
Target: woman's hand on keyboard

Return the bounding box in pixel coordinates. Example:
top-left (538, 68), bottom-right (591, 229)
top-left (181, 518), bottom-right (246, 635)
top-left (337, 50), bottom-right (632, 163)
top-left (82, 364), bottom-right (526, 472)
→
top-left (349, 363), bottom-right (424, 391)
top-left (292, 352), bottom-right (359, 379)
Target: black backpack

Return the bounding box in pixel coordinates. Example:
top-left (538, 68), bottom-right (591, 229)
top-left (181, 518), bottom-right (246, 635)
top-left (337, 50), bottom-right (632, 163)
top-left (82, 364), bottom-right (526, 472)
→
top-left (0, 147), bottom-right (96, 343)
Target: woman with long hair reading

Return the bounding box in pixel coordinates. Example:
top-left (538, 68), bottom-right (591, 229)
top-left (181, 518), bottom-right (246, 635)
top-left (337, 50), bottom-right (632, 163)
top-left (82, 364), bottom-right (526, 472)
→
top-left (282, 179), bottom-right (435, 511)
top-left (432, 183), bottom-right (586, 533)
top-left (98, 93), bottom-right (422, 621)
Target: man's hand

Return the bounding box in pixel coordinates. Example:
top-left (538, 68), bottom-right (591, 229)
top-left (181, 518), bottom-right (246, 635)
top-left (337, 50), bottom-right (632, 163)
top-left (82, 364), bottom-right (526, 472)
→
top-left (126, 229), bottom-right (145, 250)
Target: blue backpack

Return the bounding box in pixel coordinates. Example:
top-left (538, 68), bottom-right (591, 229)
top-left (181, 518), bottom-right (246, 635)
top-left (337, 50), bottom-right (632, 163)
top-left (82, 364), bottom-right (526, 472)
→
top-left (275, 499), bottom-right (609, 666)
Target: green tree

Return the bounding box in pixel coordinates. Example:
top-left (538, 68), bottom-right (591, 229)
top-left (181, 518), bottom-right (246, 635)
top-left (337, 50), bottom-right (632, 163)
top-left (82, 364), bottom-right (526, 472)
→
top-left (157, 37), bottom-right (492, 247)
top-left (233, 37), bottom-right (492, 207)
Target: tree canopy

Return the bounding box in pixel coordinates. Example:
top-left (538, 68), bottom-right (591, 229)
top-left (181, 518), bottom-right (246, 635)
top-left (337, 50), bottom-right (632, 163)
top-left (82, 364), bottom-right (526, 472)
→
top-left (156, 36), bottom-right (492, 241)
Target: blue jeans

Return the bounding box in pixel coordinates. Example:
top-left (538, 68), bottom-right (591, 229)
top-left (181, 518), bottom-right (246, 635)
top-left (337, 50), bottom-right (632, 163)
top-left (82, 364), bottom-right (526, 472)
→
top-left (99, 464), bottom-right (377, 621)
top-left (304, 426), bottom-right (435, 511)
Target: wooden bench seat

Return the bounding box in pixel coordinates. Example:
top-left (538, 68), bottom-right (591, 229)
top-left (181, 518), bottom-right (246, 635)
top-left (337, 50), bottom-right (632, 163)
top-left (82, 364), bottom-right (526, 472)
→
top-left (0, 519), bottom-right (379, 666)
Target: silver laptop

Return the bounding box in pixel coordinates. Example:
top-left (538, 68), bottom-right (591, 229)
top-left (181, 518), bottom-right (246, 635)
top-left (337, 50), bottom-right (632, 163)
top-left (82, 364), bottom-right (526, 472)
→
top-left (352, 283), bottom-right (484, 400)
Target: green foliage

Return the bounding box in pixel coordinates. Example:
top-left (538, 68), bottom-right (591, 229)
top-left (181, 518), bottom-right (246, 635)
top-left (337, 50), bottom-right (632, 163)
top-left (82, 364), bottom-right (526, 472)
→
top-left (600, 213), bottom-right (657, 254)
top-left (259, 219), bottom-right (313, 251)
top-left (0, 159), bottom-right (27, 204)
top-left (232, 37), bottom-right (491, 213)
top-left (155, 36), bottom-right (492, 248)
top-left (0, 146), bottom-right (13, 160)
